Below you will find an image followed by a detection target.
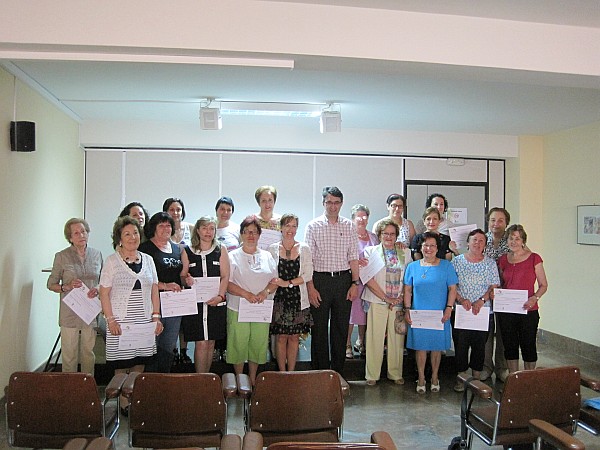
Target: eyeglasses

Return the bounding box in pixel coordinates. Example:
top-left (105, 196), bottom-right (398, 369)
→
top-left (242, 230), bottom-right (259, 236)
top-left (382, 232), bottom-right (397, 237)
top-left (422, 244), bottom-right (438, 248)
top-left (324, 201), bottom-right (342, 206)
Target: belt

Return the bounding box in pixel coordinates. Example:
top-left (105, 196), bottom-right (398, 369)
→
top-left (314, 270), bottom-right (351, 277)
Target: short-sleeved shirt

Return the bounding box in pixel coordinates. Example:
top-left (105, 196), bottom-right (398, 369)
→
top-left (228, 248), bottom-right (278, 312)
top-left (452, 254), bottom-right (500, 313)
top-left (304, 214), bottom-right (358, 272)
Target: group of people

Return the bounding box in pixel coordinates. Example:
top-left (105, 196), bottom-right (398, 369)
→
top-left (47, 187), bottom-right (547, 396)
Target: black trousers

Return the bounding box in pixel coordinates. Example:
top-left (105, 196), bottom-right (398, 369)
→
top-left (497, 310), bottom-right (540, 362)
top-left (310, 271), bottom-right (352, 374)
top-left (451, 313), bottom-right (489, 373)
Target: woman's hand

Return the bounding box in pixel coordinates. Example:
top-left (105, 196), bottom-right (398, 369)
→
top-left (153, 319), bottom-right (164, 335)
top-left (87, 287), bottom-right (99, 298)
top-left (524, 296), bottom-right (538, 311)
top-left (107, 319), bottom-right (122, 336)
top-left (404, 309), bottom-right (412, 325)
top-left (461, 300), bottom-right (472, 311)
top-left (184, 274), bottom-right (194, 287)
top-left (358, 258), bottom-right (369, 268)
top-left (442, 307), bottom-right (452, 323)
top-left (162, 282), bottom-right (182, 292)
top-left (449, 241), bottom-right (458, 254)
top-left (206, 295), bottom-right (223, 306)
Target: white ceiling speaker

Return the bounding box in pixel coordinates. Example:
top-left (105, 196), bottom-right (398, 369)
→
top-left (320, 111), bottom-right (342, 133)
top-left (200, 108), bottom-right (222, 130)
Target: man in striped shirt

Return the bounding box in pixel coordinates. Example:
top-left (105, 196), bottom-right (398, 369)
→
top-left (305, 186), bottom-right (359, 373)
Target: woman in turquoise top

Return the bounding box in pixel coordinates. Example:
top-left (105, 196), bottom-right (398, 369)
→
top-left (404, 232), bottom-right (458, 394)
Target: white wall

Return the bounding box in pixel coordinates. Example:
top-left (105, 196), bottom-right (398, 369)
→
top-left (0, 67), bottom-right (83, 385)
top-left (541, 122), bottom-right (600, 346)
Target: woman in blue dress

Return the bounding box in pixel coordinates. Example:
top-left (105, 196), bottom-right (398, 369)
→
top-left (403, 232), bottom-right (458, 394)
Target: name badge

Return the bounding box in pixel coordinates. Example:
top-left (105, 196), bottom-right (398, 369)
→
top-left (213, 261), bottom-right (220, 265)
top-left (189, 263), bottom-right (197, 267)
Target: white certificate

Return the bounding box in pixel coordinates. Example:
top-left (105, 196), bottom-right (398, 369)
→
top-left (409, 310), bottom-right (444, 330)
top-left (160, 287), bottom-right (198, 317)
top-left (494, 289), bottom-right (528, 314)
top-left (359, 252), bottom-right (385, 285)
top-left (118, 322), bottom-right (156, 350)
top-left (258, 229), bottom-right (282, 250)
top-left (62, 284), bottom-right (102, 325)
top-left (238, 298), bottom-right (274, 323)
top-left (193, 276), bottom-right (220, 302)
top-left (448, 224), bottom-right (478, 250)
top-left (454, 306), bottom-right (490, 331)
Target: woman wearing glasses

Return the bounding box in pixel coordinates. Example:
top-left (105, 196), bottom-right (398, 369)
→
top-left (404, 232), bottom-right (458, 393)
top-left (371, 194), bottom-right (415, 247)
top-left (227, 216), bottom-right (278, 385)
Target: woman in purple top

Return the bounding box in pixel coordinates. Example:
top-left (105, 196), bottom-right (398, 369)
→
top-left (346, 204), bottom-right (379, 359)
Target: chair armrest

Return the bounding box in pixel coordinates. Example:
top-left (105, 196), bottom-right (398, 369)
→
top-left (242, 431), bottom-right (263, 450)
top-left (237, 373), bottom-right (253, 399)
top-left (121, 371), bottom-right (142, 400)
top-left (371, 431), bottom-right (397, 450)
top-left (581, 374), bottom-right (600, 392)
top-left (458, 372), bottom-right (492, 400)
top-left (104, 372), bottom-right (128, 399)
top-left (63, 438), bottom-right (89, 450)
top-left (528, 419), bottom-right (586, 450)
top-left (221, 433), bottom-right (242, 450)
top-left (338, 374), bottom-right (350, 398)
top-left (222, 373), bottom-right (238, 399)
top-left (85, 437), bottom-right (113, 450)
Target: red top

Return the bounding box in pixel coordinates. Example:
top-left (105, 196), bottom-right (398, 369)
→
top-left (498, 253), bottom-right (543, 311)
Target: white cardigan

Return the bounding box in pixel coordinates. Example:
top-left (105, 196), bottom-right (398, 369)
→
top-left (99, 252), bottom-right (158, 320)
top-left (268, 241), bottom-right (313, 310)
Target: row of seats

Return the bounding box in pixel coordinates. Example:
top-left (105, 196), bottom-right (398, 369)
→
top-left (5, 367), bottom-right (600, 449)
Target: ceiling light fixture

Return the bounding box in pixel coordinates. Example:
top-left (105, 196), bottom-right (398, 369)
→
top-left (320, 103), bottom-right (342, 133)
top-left (219, 102), bottom-right (325, 118)
top-left (199, 99), bottom-right (222, 130)
top-left (0, 50), bottom-right (295, 69)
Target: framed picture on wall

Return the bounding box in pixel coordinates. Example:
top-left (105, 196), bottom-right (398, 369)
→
top-left (577, 205), bottom-right (600, 245)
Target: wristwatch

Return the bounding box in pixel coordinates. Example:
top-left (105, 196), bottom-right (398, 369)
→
top-left (352, 280), bottom-right (360, 285)
top-left (288, 282), bottom-right (294, 288)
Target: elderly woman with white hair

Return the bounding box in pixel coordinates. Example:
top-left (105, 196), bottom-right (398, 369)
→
top-left (47, 218), bottom-right (103, 374)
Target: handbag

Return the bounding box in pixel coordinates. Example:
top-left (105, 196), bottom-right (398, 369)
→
top-left (394, 309), bottom-right (407, 335)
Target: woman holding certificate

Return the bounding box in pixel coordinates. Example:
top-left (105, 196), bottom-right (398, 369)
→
top-left (99, 216), bottom-right (162, 413)
top-left (181, 216), bottom-right (230, 373)
top-left (255, 185), bottom-right (282, 249)
top-left (47, 218), bottom-right (103, 375)
top-left (451, 229), bottom-right (500, 392)
top-left (139, 212), bottom-right (191, 373)
top-left (227, 216), bottom-right (278, 386)
top-left (497, 224), bottom-right (548, 374)
top-left (403, 232), bottom-right (458, 394)
top-left (362, 219), bottom-right (408, 386)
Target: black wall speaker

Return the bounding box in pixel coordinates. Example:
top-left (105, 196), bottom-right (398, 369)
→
top-left (10, 121), bottom-right (36, 152)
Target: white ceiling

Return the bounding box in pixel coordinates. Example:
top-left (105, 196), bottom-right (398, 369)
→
top-left (4, 0), bottom-right (600, 137)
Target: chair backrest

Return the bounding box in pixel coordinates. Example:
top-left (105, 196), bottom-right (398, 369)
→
top-left (267, 444), bottom-right (384, 450)
top-left (6, 372), bottom-right (104, 448)
top-left (128, 373), bottom-right (226, 448)
top-left (249, 370), bottom-right (344, 442)
top-left (497, 366), bottom-right (581, 431)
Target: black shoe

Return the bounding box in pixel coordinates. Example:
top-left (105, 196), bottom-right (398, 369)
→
top-left (172, 349), bottom-right (180, 366)
top-left (120, 405), bottom-right (129, 417)
top-left (180, 349), bottom-right (192, 364)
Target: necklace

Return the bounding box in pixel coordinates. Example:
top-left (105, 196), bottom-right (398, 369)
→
top-left (282, 241), bottom-right (296, 259)
top-left (421, 259), bottom-right (436, 279)
top-left (120, 250), bottom-right (141, 264)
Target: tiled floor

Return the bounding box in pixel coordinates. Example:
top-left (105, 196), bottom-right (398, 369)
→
top-left (2, 340), bottom-right (599, 449)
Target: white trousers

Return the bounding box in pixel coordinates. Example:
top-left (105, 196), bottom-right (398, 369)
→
top-left (365, 303), bottom-right (404, 381)
top-left (60, 326), bottom-right (96, 374)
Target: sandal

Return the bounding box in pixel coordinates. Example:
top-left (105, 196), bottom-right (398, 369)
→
top-left (416, 382), bottom-right (426, 394)
top-left (430, 379), bottom-right (440, 392)
top-left (345, 345), bottom-right (354, 359)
